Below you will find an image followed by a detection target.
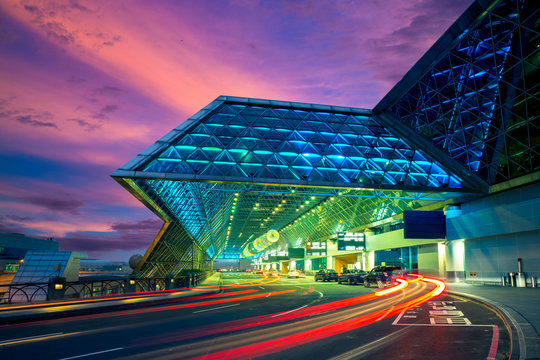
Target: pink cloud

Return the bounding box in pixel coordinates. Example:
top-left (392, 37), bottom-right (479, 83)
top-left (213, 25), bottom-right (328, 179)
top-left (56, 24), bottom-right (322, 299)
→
top-left (0, 0), bottom-right (472, 260)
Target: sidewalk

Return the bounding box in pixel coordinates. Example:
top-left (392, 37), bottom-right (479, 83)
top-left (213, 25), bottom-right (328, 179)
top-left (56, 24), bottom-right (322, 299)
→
top-left (447, 282), bottom-right (540, 359)
top-left (0, 272), bottom-right (223, 324)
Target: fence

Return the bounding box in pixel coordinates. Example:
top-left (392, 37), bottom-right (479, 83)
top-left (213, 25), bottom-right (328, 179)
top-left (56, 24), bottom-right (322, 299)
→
top-left (0, 272), bottom-right (210, 304)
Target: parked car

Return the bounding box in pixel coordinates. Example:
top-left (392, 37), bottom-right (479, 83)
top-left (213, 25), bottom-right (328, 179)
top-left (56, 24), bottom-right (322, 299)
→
top-left (287, 269), bottom-right (301, 278)
top-left (314, 269), bottom-right (339, 282)
top-left (363, 266), bottom-right (402, 288)
top-left (338, 269), bottom-right (367, 285)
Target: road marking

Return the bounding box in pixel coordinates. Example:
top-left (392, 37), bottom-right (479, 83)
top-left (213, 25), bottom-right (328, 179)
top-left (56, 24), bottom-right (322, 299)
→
top-left (317, 291), bottom-right (323, 298)
top-left (271, 305), bottom-right (308, 318)
top-left (0, 332), bottom-right (63, 346)
top-left (487, 325), bottom-right (499, 360)
top-left (265, 293), bottom-right (271, 297)
top-left (392, 311), bottom-right (405, 325)
top-left (58, 348), bottom-right (123, 360)
top-left (258, 286), bottom-right (265, 290)
top-left (192, 303), bottom-right (240, 313)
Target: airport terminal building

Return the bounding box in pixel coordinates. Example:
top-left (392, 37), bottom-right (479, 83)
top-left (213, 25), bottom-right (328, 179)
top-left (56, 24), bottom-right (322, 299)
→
top-left (112, 0), bottom-right (539, 284)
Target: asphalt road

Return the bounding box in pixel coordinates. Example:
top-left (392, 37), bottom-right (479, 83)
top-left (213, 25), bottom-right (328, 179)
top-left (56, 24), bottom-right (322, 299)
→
top-left (0, 273), bottom-right (510, 359)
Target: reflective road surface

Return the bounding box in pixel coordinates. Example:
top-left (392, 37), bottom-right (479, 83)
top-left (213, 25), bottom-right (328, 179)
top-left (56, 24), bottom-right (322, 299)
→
top-left (0, 273), bottom-right (510, 359)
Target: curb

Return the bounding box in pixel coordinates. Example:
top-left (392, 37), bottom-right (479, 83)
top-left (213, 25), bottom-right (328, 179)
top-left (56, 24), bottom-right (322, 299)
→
top-left (447, 289), bottom-right (538, 360)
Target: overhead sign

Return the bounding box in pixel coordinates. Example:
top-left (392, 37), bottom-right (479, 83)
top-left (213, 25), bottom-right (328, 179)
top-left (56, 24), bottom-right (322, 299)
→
top-left (337, 232), bottom-right (365, 251)
top-left (306, 241), bottom-right (327, 256)
top-left (403, 210), bottom-right (446, 239)
top-left (288, 247), bottom-right (305, 259)
top-left (267, 250), bottom-right (289, 262)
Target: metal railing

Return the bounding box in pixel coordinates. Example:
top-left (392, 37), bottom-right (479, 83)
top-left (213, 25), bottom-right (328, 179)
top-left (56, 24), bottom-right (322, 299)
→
top-left (0, 272), bottom-right (211, 304)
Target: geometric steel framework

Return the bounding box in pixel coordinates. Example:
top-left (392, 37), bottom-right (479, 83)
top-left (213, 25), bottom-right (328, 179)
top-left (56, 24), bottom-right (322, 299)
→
top-left (375, 0), bottom-right (539, 185)
top-left (112, 98), bottom-right (475, 276)
top-left (113, 0), bottom-right (537, 277)
top-left (139, 100), bottom-right (469, 191)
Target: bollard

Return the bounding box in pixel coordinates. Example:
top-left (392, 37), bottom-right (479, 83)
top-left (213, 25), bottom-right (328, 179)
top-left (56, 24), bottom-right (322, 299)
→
top-left (501, 275), bottom-right (507, 287)
top-left (516, 272), bottom-right (526, 287)
top-left (508, 272), bottom-right (516, 287)
top-left (532, 276), bottom-right (537, 288)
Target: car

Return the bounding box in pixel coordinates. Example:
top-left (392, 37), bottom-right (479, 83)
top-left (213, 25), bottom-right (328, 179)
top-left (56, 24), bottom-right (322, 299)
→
top-left (338, 269), bottom-right (367, 285)
top-left (287, 270), bottom-right (301, 278)
top-left (314, 269), bottom-right (339, 282)
top-left (363, 266), bottom-right (402, 288)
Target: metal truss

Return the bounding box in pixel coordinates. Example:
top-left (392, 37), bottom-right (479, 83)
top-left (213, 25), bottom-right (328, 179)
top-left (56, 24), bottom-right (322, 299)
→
top-left (376, 0), bottom-right (539, 185)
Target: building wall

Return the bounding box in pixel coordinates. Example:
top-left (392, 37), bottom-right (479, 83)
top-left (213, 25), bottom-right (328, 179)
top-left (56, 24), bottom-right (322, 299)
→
top-left (445, 240), bottom-right (465, 281)
top-left (447, 183), bottom-right (540, 241)
top-left (464, 230), bottom-right (540, 283)
top-left (447, 182), bottom-right (540, 283)
top-left (418, 244), bottom-right (440, 276)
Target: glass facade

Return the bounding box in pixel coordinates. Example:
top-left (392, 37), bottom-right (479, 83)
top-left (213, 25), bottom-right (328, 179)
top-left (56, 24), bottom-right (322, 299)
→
top-left (377, 0), bottom-right (539, 185)
top-left (310, 257), bottom-right (327, 271)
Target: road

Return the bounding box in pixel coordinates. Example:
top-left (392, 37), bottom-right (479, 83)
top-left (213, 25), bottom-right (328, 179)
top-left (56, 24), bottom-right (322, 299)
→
top-left (0, 273), bottom-right (510, 359)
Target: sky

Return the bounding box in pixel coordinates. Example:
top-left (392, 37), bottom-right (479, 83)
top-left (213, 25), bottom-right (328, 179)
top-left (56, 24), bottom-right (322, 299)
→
top-left (0, 0), bottom-right (473, 261)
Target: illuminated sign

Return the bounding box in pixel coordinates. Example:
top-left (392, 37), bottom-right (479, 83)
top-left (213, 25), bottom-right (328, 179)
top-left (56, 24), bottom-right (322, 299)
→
top-left (337, 232), bottom-right (365, 251)
top-left (306, 241), bottom-right (327, 256)
top-left (267, 250), bottom-right (289, 261)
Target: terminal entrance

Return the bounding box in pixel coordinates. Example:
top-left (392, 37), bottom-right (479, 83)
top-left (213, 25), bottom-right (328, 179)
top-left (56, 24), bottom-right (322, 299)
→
top-left (334, 254), bottom-right (360, 272)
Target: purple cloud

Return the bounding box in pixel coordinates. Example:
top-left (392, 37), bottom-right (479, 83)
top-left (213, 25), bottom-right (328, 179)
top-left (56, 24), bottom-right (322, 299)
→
top-left (22, 196), bottom-right (84, 215)
top-left (17, 114), bottom-right (59, 129)
top-left (111, 218), bottom-right (163, 233)
top-left (58, 218), bottom-right (164, 258)
top-left (68, 117), bottom-right (101, 131)
top-left (101, 104), bottom-right (118, 113)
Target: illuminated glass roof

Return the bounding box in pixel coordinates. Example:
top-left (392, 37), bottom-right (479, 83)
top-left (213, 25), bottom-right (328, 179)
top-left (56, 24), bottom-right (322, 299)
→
top-left (113, 97), bottom-right (477, 276)
top-left (138, 100), bottom-right (466, 189)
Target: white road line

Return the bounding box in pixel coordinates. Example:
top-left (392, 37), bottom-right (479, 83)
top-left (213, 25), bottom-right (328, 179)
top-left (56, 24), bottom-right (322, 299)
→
top-left (271, 305), bottom-right (308, 318)
top-left (192, 303), bottom-right (240, 313)
top-left (392, 311), bottom-right (406, 325)
top-left (317, 291), bottom-right (324, 298)
top-left (258, 286), bottom-right (265, 290)
top-left (265, 293), bottom-right (271, 297)
top-left (0, 332), bottom-right (63, 345)
top-left (58, 348), bottom-right (123, 360)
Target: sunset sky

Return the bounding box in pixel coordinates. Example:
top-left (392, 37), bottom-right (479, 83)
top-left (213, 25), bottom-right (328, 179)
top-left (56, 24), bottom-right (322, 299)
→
top-left (0, 0), bottom-right (472, 261)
